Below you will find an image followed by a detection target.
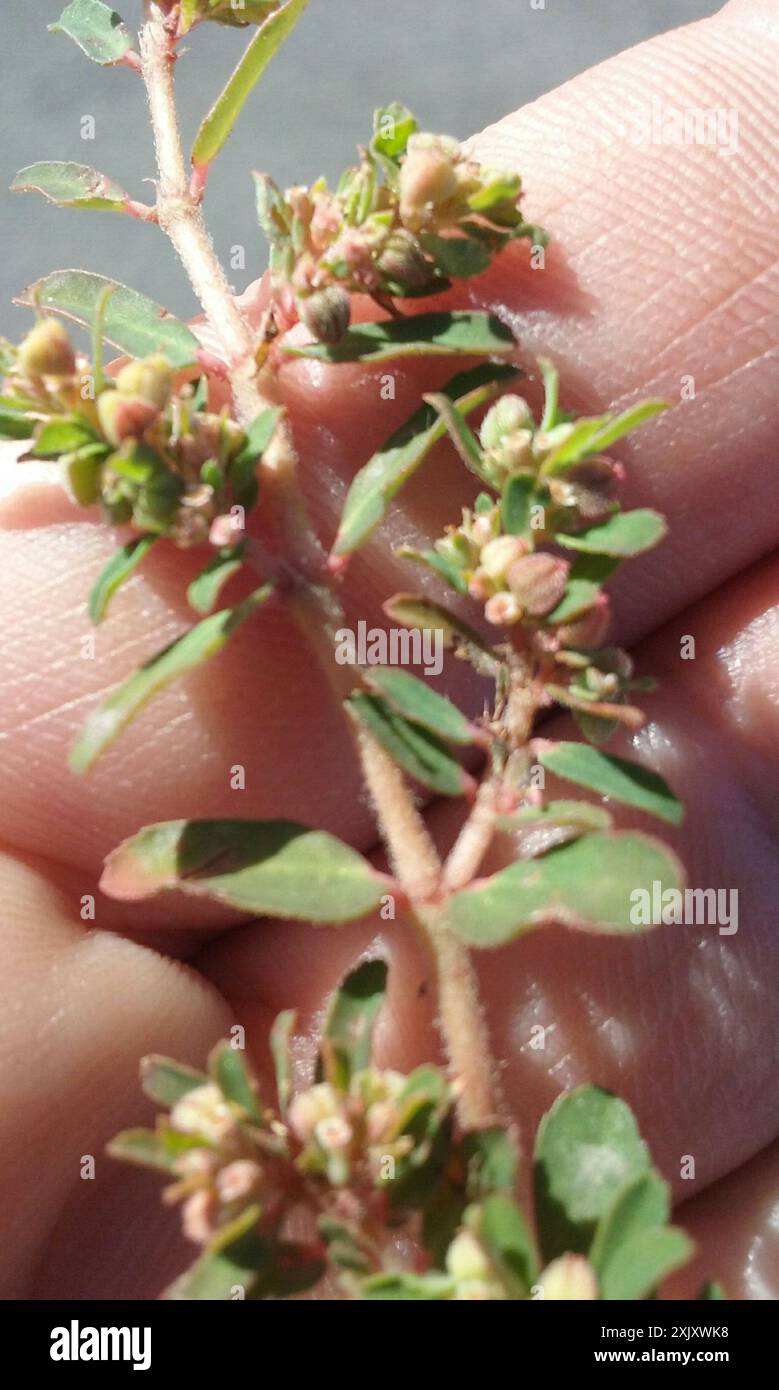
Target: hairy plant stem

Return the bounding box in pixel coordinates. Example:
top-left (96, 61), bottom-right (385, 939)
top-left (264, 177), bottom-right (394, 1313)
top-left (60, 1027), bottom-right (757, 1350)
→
top-left (140, 0), bottom-right (499, 1131)
top-left (443, 775), bottom-right (499, 892)
top-left (140, 3), bottom-right (262, 426)
top-left (414, 903), bottom-right (502, 1130)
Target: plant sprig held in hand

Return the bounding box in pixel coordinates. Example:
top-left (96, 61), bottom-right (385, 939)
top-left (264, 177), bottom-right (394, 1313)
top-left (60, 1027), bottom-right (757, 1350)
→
top-left (0, 0), bottom-right (721, 1301)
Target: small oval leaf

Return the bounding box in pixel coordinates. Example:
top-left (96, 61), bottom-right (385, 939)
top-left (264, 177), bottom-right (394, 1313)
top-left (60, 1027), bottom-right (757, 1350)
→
top-left (331, 362), bottom-right (515, 558)
top-left (50, 0), bottom-right (134, 66)
top-left (447, 831), bottom-right (685, 947)
top-left (364, 667), bottom-right (474, 746)
top-left (88, 534), bottom-right (157, 624)
top-left (101, 818), bottom-right (388, 924)
top-left (556, 508), bottom-right (667, 558)
top-left (320, 960), bottom-right (387, 1091)
top-left (191, 0), bottom-right (312, 168)
top-left (538, 741), bottom-right (683, 825)
top-left (534, 1086), bottom-right (651, 1263)
top-left (12, 161), bottom-right (130, 212)
top-left (347, 692), bottom-right (472, 798)
top-left (70, 584), bottom-right (273, 772)
top-left (17, 271), bottom-right (198, 369)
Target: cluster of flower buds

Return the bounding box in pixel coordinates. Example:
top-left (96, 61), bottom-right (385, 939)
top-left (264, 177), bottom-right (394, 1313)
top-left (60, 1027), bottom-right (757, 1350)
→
top-left (478, 391), bottom-right (624, 523)
top-left (289, 1067), bottom-right (418, 1188)
top-left (3, 319), bottom-right (260, 547)
top-left (256, 104), bottom-right (542, 343)
top-left (165, 1081), bottom-right (277, 1245)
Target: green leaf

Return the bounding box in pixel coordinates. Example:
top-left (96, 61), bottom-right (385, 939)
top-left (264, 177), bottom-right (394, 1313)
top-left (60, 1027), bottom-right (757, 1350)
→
top-left (698, 1281), bottom-right (726, 1300)
top-left (545, 553), bottom-right (619, 624)
top-left (70, 583), bottom-right (273, 772)
top-left (541, 417), bottom-right (610, 474)
top-left (0, 404), bottom-right (34, 440)
top-left (419, 233), bottom-right (491, 279)
top-left (228, 406), bottom-right (282, 509)
top-left (50, 0), bottom-right (133, 65)
top-left (586, 400), bottom-right (667, 453)
top-left (187, 543), bottom-right (246, 615)
top-left (107, 1125), bottom-right (204, 1173)
top-left (18, 272), bottom-right (198, 369)
top-left (601, 1226), bottom-right (694, 1301)
top-left (347, 692), bottom-right (471, 798)
top-left (390, 1074), bottom-right (454, 1213)
top-left (208, 1041), bottom-right (263, 1122)
top-left (383, 593), bottom-right (498, 676)
top-left (64, 444), bottom-right (107, 503)
top-left (31, 416), bottom-right (98, 459)
top-left (590, 1172), bottom-right (692, 1299)
top-left (501, 473), bottom-right (536, 536)
top-left (285, 310), bottom-right (516, 364)
top-left (101, 818), bottom-right (388, 924)
top-left (140, 1055), bottom-right (207, 1108)
top-left (538, 741), bottom-right (683, 825)
top-left (360, 1271), bottom-right (454, 1300)
top-left (541, 401), bottom-right (667, 475)
top-left (590, 1171), bottom-right (669, 1265)
top-left (447, 831), bottom-right (685, 947)
top-left (371, 103), bottom-right (419, 159)
top-left (12, 162), bottom-right (129, 212)
top-left (395, 545), bottom-right (469, 595)
top-left (473, 1194), bottom-right (539, 1297)
top-left (363, 668), bottom-right (474, 745)
top-left (191, 0), bottom-right (313, 168)
top-left (332, 362), bottom-right (515, 557)
top-left (422, 390), bottom-right (494, 484)
top-left (321, 960), bottom-right (387, 1091)
top-left (460, 1127), bottom-right (519, 1199)
top-left (556, 508), bottom-right (667, 557)
top-left (534, 1086), bottom-right (652, 1263)
top-left (270, 1009), bottom-right (296, 1117)
top-left (164, 1206), bottom-right (269, 1300)
top-left (88, 534), bottom-right (157, 624)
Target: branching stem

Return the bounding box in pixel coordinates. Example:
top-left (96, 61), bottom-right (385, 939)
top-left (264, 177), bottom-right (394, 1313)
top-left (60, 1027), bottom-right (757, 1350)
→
top-left (140, 0), bottom-right (500, 1132)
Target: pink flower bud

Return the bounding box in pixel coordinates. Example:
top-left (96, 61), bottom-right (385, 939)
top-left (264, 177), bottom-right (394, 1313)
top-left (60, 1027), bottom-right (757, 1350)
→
top-left (182, 1189), bottom-right (218, 1246)
top-left (314, 1115), bottom-right (353, 1152)
top-left (484, 590), bottom-right (522, 626)
top-left (216, 1159), bottom-right (262, 1204)
top-left (399, 135), bottom-right (460, 228)
top-left (506, 553), bottom-right (570, 616)
top-left (97, 390), bottom-right (159, 447)
top-left (479, 534), bottom-right (527, 581)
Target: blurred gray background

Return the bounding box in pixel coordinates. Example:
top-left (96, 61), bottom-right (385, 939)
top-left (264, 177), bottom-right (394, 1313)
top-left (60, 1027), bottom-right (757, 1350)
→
top-left (1, 1), bottom-right (720, 335)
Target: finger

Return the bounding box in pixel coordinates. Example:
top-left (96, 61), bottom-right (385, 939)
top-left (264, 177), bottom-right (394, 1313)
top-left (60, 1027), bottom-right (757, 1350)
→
top-left (197, 549), bottom-right (779, 1209)
top-left (663, 1134), bottom-right (779, 1300)
top-left (0, 849), bottom-right (233, 1296)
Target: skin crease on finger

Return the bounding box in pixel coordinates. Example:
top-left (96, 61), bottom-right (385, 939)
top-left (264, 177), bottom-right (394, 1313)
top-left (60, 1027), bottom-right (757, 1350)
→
top-left (0, 0), bottom-right (775, 1298)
